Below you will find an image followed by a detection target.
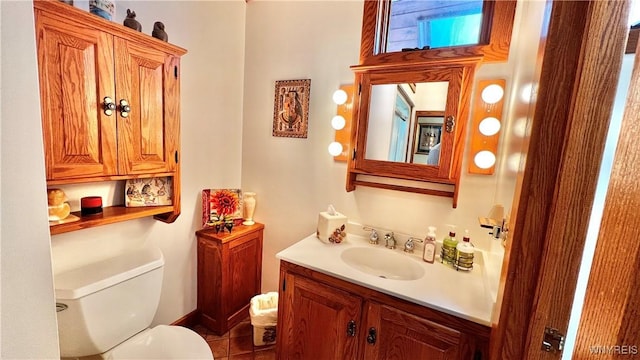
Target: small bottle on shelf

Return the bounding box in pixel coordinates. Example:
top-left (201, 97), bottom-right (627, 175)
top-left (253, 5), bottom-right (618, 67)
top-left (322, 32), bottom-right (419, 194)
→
top-left (423, 226), bottom-right (437, 263)
top-left (456, 230), bottom-right (474, 271)
top-left (440, 225), bottom-right (457, 265)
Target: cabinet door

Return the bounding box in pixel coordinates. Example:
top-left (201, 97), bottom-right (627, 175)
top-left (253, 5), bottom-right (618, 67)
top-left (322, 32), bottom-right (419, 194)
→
top-left (363, 302), bottom-right (461, 360)
top-left (227, 234), bottom-right (262, 321)
top-left (279, 272), bottom-right (362, 360)
top-left (35, 11), bottom-right (117, 180)
top-left (114, 38), bottom-right (179, 175)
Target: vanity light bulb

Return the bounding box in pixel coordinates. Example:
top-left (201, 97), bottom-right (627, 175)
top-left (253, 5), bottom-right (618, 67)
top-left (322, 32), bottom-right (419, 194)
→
top-left (333, 89), bottom-right (348, 105)
top-left (474, 150), bottom-right (496, 169)
top-left (328, 142), bottom-right (343, 156)
top-left (481, 84), bottom-right (504, 104)
top-left (331, 115), bottom-right (346, 130)
top-left (478, 117), bottom-right (501, 136)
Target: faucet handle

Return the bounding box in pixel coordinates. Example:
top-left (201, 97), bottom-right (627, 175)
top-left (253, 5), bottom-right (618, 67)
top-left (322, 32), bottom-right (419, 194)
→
top-left (363, 226), bottom-right (379, 245)
top-left (403, 237), bottom-right (423, 253)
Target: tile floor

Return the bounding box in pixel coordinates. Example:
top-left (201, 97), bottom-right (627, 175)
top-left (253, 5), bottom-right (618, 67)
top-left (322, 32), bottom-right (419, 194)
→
top-left (189, 317), bottom-right (276, 360)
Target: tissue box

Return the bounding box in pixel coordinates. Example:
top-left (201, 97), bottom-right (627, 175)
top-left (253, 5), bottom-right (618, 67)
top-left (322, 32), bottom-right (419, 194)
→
top-left (316, 211), bottom-right (348, 243)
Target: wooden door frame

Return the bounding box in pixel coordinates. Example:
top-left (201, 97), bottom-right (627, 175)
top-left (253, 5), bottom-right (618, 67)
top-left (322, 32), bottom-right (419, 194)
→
top-left (491, 0), bottom-right (631, 359)
top-left (573, 38), bottom-right (640, 358)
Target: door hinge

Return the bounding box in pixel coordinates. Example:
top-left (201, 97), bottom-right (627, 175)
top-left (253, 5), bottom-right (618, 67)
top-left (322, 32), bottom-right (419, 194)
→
top-left (542, 327), bottom-right (565, 353)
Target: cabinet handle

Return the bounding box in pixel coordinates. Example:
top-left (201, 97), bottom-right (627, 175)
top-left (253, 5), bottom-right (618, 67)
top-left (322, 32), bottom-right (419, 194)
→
top-left (119, 99), bottom-right (131, 118)
top-left (366, 327), bottom-right (377, 345)
top-left (445, 115), bottom-right (455, 133)
top-left (346, 320), bottom-right (356, 337)
top-left (102, 97), bottom-right (116, 116)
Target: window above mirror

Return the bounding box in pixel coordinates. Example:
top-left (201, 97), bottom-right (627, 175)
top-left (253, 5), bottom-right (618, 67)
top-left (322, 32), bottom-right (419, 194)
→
top-left (385, 0), bottom-right (486, 53)
top-left (358, 0), bottom-right (517, 67)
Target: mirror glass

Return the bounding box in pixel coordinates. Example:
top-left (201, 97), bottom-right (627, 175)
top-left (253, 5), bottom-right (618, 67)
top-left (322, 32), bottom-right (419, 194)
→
top-left (385, 0), bottom-right (485, 53)
top-left (365, 81), bottom-right (449, 166)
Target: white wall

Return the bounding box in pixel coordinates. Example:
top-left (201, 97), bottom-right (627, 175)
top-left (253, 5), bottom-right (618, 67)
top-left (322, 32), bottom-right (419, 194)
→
top-left (1, 1), bottom-right (60, 358)
top-left (242, 0), bottom-right (546, 293)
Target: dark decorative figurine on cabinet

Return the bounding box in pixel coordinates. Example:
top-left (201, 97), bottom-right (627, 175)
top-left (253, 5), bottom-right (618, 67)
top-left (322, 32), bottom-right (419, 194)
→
top-left (123, 9), bottom-right (142, 31)
top-left (152, 22), bottom-right (168, 42)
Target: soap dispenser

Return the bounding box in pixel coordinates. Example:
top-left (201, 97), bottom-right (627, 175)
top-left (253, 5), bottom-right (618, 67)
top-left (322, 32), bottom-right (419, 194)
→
top-left (456, 230), bottom-right (474, 271)
top-left (423, 226), bottom-right (437, 263)
top-left (440, 225), bottom-right (457, 265)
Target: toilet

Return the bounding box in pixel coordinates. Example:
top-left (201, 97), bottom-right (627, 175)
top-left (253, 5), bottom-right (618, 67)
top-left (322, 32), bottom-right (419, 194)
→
top-left (54, 246), bottom-right (213, 359)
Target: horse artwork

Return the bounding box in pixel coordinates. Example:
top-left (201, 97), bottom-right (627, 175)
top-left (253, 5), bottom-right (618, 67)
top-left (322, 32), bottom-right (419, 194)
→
top-left (272, 79), bottom-right (311, 138)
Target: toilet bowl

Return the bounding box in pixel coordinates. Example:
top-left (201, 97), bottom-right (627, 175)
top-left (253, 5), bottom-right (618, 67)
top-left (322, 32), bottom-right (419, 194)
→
top-left (102, 326), bottom-right (211, 359)
top-left (54, 246), bottom-right (213, 359)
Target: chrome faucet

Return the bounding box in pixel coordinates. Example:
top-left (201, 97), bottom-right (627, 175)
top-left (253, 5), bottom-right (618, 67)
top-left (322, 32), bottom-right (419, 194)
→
top-left (403, 237), bottom-right (423, 253)
top-left (384, 232), bottom-right (396, 249)
top-left (363, 227), bottom-right (379, 245)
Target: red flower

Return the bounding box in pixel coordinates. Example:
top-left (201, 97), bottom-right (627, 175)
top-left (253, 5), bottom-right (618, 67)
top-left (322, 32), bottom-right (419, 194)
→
top-left (210, 190), bottom-right (238, 217)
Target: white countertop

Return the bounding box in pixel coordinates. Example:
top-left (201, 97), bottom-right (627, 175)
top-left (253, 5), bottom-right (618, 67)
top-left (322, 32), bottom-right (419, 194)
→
top-left (276, 232), bottom-right (498, 326)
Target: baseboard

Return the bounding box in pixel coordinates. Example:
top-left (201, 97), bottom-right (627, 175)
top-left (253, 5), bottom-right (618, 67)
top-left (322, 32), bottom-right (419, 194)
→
top-left (171, 309), bottom-right (199, 327)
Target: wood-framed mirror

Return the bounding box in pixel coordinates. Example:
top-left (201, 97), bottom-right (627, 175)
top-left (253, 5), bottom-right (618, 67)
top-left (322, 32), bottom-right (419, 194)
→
top-left (346, 0), bottom-right (516, 208)
top-left (346, 61), bottom-right (478, 207)
top-left (358, 0), bottom-right (517, 67)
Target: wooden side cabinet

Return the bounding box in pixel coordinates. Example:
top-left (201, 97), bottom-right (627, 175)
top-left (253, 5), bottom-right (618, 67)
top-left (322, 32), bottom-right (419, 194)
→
top-left (277, 261), bottom-right (490, 360)
top-left (197, 223), bottom-right (264, 335)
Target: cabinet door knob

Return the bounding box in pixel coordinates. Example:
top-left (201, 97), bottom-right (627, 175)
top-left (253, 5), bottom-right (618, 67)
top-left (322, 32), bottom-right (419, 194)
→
top-left (346, 320), bottom-right (356, 337)
top-left (102, 97), bottom-right (116, 116)
top-left (119, 99), bottom-right (131, 118)
top-left (366, 327), bottom-right (377, 345)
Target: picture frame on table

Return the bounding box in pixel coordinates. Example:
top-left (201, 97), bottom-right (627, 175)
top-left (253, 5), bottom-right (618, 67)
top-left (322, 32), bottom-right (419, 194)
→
top-left (201, 189), bottom-right (243, 227)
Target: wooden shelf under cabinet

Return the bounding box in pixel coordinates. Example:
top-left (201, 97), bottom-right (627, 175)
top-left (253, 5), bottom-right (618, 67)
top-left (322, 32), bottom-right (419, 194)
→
top-left (197, 223), bottom-right (265, 335)
top-left (49, 206), bottom-right (174, 235)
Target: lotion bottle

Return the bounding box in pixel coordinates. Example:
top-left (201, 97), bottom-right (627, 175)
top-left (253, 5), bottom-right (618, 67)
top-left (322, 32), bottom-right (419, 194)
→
top-left (456, 230), bottom-right (475, 271)
top-left (423, 226), bottom-right (437, 263)
top-left (441, 225), bottom-right (458, 265)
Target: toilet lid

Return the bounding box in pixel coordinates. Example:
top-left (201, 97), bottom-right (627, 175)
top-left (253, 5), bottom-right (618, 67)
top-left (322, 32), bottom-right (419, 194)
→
top-left (104, 325), bottom-right (213, 360)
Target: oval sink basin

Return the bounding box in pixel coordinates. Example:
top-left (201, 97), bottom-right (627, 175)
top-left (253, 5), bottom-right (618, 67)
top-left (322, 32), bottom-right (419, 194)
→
top-left (340, 247), bottom-right (425, 280)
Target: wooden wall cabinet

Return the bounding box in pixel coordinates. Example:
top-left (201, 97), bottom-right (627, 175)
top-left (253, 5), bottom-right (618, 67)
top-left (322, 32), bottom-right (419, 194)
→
top-left (277, 261), bottom-right (489, 360)
top-left (33, 1), bottom-right (187, 233)
top-left (197, 223), bottom-right (264, 335)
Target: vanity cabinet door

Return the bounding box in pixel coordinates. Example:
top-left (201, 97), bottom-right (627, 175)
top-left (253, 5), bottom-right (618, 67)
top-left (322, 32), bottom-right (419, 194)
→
top-left (362, 302), bottom-right (461, 360)
top-left (278, 272), bottom-right (362, 360)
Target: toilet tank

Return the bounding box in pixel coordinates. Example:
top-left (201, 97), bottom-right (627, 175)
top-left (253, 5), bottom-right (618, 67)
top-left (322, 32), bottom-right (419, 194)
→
top-left (54, 246), bottom-right (165, 357)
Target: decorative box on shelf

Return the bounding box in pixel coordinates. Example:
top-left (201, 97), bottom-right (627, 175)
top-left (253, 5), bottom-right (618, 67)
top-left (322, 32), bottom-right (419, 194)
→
top-left (125, 177), bottom-right (173, 207)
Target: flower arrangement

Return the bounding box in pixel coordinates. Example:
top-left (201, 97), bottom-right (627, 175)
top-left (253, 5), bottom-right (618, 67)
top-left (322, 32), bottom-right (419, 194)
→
top-left (202, 189), bottom-right (243, 233)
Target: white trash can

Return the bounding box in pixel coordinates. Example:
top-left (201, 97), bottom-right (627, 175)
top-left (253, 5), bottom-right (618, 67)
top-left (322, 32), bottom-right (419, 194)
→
top-left (249, 292), bottom-right (278, 346)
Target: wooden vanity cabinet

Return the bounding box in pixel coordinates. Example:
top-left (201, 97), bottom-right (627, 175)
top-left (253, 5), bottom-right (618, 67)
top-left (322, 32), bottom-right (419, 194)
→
top-left (196, 223), bottom-right (264, 335)
top-left (34, 0), bottom-right (186, 232)
top-left (277, 261), bottom-right (489, 360)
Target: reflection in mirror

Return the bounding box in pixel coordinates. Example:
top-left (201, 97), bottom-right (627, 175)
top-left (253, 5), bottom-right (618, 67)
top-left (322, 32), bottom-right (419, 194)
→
top-left (386, 0), bottom-right (485, 53)
top-left (365, 81), bottom-right (448, 166)
top-left (411, 112), bottom-right (444, 165)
